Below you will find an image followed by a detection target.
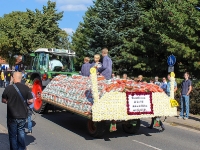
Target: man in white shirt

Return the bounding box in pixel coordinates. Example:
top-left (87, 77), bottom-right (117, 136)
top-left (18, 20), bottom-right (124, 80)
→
top-left (49, 55), bottom-right (63, 71)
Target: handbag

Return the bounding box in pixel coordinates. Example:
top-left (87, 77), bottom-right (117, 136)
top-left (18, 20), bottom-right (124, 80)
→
top-left (13, 84), bottom-right (34, 114)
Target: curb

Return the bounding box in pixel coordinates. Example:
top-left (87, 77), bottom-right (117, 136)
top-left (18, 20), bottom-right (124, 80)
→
top-left (0, 124), bottom-right (7, 133)
top-left (168, 122), bottom-right (200, 131)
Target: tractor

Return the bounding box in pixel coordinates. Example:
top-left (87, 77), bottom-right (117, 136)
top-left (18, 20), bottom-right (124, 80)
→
top-left (25, 48), bottom-right (77, 113)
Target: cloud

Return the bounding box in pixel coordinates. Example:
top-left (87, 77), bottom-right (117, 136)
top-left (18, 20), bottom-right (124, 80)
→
top-left (62, 28), bottom-right (74, 35)
top-left (60, 4), bottom-right (88, 11)
top-left (35, 0), bottom-right (93, 11)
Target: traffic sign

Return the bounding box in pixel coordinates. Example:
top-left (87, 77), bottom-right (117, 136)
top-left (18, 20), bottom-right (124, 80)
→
top-left (168, 66), bottom-right (174, 73)
top-left (167, 55), bottom-right (176, 66)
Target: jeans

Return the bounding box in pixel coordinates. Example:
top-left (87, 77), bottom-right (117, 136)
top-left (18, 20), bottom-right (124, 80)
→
top-left (6, 81), bottom-right (10, 87)
top-left (27, 114), bottom-right (32, 132)
top-left (180, 95), bottom-right (190, 118)
top-left (7, 118), bottom-right (26, 150)
top-left (0, 80), bottom-right (4, 87)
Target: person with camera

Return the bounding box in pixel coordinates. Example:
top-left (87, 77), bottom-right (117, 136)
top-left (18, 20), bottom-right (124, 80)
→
top-left (2, 72), bottom-right (34, 150)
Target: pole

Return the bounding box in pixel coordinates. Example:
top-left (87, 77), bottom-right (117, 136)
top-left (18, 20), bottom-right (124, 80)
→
top-left (170, 72), bottom-right (175, 99)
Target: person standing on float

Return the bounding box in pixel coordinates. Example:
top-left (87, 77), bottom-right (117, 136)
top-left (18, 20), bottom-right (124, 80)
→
top-left (98, 48), bottom-right (112, 80)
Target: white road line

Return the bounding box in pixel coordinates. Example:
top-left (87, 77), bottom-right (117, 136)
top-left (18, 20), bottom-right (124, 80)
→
top-left (133, 140), bottom-right (162, 150)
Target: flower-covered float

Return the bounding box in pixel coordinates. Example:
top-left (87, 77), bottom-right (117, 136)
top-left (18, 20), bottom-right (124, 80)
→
top-left (41, 68), bottom-right (178, 137)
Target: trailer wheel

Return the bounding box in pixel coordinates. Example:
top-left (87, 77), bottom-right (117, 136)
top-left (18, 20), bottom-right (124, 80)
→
top-left (87, 120), bottom-right (106, 138)
top-left (122, 119), bottom-right (140, 134)
top-left (32, 77), bottom-right (46, 113)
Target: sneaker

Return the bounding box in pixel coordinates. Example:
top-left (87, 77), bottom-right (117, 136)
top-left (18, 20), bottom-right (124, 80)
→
top-left (177, 116), bottom-right (183, 119)
top-left (184, 117), bottom-right (188, 120)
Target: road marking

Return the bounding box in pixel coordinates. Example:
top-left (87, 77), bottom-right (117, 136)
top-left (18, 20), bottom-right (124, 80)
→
top-left (133, 140), bottom-right (162, 150)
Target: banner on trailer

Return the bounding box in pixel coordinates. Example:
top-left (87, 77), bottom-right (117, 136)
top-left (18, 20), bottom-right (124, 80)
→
top-left (126, 92), bottom-right (154, 115)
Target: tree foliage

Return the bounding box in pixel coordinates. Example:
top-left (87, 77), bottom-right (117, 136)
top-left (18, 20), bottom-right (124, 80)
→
top-left (0, 0), bottom-right (70, 66)
top-left (72, 0), bottom-right (200, 78)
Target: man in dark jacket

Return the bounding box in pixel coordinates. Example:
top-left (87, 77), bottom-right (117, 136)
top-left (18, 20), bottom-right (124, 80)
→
top-left (2, 72), bottom-right (34, 150)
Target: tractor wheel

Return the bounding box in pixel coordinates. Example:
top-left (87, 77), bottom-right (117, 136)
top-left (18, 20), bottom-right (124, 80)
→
top-left (87, 120), bottom-right (106, 138)
top-left (122, 119), bottom-right (140, 134)
top-left (32, 77), bottom-right (46, 113)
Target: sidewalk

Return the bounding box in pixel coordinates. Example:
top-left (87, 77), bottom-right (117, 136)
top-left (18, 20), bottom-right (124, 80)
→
top-left (165, 112), bottom-right (200, 131)
top-left (0, 124), bottom-right (9, 150)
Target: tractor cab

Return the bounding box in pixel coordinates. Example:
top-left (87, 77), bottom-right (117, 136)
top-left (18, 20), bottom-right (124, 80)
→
top-left (26, 48), bottom-right (77, 88)
top-left (29, 48), bottom-right (76, 73)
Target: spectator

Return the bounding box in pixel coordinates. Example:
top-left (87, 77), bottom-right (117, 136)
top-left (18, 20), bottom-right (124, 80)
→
top-left (116, 75), bottom-right (120, 79)
top-left (98, 48), bottom-right (113, 80)
top-left (150, 79), bottom-right (154, 84)
top-left (138, 75), bottom-right (143, 82)
top-left (166, 74), bottom-right (177, 96)
top-left (0, 70), bottom-right (5, 88)
top-left (154, 76), bottom-right (161, 86)
top-left (4, 68), bottom-right (12, 87)
top-left (178, 72), bottom-right (192, 120)
top-left (161, 77), bottom-right (167, 93)
top-left (111, 73), bottom-right (116, 79)
top-left (122, 74), bottom-right (128, 80)
top-left (2, 72), bottom-right (34, 150)
top-left (27, 92), bottom-right (36, 134)
top-left (81, 57), bottom-right (91, 77)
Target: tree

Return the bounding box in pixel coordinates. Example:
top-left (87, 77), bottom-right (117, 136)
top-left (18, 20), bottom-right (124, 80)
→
top-left (138, 0), bottom-right (200, 77)
top-left (72, 0), bottom-right (141, 75)
top-left (71, 6), bottom-right (97, 67)
top-left (72, 0), bottom-right (200, 77)
top-left (0, 0), bottom-right (70, 65)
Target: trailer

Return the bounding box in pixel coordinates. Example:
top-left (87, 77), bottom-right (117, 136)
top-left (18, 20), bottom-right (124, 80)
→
top-left (39, 68), bottom-right (178, 137)
top-left (24, 48), bottom-right (178, 137)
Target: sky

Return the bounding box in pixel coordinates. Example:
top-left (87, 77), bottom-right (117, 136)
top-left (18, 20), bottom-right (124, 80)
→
top-left (0, 0), bottom-right (94, 35)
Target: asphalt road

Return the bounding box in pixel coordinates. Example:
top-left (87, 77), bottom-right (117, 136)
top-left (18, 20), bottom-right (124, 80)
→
top-left (0, 88), bottom-right (200, 150)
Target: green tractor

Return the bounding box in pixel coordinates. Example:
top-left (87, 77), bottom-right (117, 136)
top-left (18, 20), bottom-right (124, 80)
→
top-left (25, 48), bottom-right (78, 113)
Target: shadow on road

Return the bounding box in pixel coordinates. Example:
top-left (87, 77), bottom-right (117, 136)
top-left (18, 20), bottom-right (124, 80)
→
top-left (188, 116), bottom-right (200, 122)
top-left (41, 110), bottom-right (161, 141)
top-left (0, 133), bottom-right (9, 150)
top-left (0, 133), bottom-right (36, 149)
top-left (25, 133), bottom-right (37, 147)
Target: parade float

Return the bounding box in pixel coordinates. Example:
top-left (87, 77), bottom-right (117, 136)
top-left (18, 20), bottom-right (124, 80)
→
top-left (41, 68), bottom-right (178, 137)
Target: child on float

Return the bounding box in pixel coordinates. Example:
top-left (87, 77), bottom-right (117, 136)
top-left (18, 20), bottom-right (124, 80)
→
top-left (91, 54), bottom-right (102, 68)
top-left (81, 57), bottom-right (91, 77)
